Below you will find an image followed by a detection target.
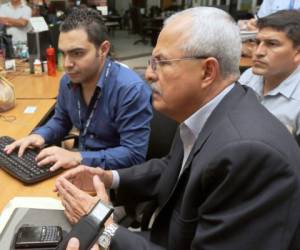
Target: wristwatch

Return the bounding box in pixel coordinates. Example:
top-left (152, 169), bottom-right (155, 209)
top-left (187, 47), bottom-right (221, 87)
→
top-left (98, 223), bottom-right (118, 250)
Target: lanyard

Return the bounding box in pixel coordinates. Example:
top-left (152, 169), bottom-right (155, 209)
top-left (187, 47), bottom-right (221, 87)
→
top-left (290, 0), bottom-right (295, 9)
top-left (77, 61), bottom-right (112, 142)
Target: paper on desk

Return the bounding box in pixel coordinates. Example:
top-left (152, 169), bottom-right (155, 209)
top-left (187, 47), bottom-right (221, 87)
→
top-left (0, 197), bottom-right (63, 235)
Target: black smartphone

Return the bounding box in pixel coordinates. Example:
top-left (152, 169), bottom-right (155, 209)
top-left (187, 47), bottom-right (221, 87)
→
top-left (14, 225), bottom-right (63, 249)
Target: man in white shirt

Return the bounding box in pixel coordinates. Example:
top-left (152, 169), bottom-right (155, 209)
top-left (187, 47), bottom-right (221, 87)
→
top-left (240, 10), bottom-right (300, 138)
top-left (0, 0), bottom-right (32, 44)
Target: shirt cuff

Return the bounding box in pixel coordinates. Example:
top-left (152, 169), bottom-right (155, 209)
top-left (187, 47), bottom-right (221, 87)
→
top-left (111, 170), bottom-right (120, 189)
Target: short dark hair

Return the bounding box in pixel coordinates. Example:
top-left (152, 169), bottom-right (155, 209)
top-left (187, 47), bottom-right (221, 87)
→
top-left (60, 7), bottom-right (109, 47)
top-left (257, 10), bottom-right (300, 47)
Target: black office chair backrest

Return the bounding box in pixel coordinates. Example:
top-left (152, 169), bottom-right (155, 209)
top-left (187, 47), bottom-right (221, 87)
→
top-left (130, 7), bottom-right (143, 35)
top-left (295, 134), bottom-right (300, 147)
top-left (121, 109), bottom-right (178, 230)
top-left (146, 109), bottom-right (178, 160)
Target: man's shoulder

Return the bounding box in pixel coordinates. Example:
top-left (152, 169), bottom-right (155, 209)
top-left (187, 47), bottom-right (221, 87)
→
top-left (112, 61), bottom-right (149, 91)
top-left (0, 3), bottom-right (10, 10)
top-left (239, 68), bottom-right (262, 86)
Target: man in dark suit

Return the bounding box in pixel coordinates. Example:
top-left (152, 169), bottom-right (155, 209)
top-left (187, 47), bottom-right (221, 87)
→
top-left (56, 6), bottom-right (300, 250)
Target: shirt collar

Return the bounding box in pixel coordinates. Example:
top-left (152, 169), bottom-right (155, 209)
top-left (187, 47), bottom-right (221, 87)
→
top-left (181, 84), bottom-right (234, 139)
top-left (256, 65), bottom-right (300, 100)
top-left (271, 64), bottom-right (300, 100)
top-left (67, 57), bottom-right (111, 90)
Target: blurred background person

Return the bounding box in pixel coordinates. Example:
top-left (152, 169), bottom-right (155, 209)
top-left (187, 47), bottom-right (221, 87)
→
top-left (0, 0), bottom-right (32, 44)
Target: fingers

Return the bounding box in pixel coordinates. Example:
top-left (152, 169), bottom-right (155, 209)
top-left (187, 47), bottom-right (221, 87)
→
top-left (66, 238), bottom-right (80, 250)
top-left (18, 140), bottom-right (33, 157)
top-left (61, 165), bottom-right (86, 178)
top-left (3, 140), bottom-right (20, 154)
top-left (4, 135), bottom-right (44, 157)
top-left (86, 167), bottom-right (112, 188)
top-left (93, 175), bottom-right (106, 195)
top-left (36, 147), bottom-right (55, 162)
top-left (91, 243), bottom-right (100, 250)
top-left (36, 147), bottom-right (62, 170)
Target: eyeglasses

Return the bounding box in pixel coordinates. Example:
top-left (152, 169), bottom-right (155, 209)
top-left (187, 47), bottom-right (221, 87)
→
top-left (148, 55), bottom-right (209, 72)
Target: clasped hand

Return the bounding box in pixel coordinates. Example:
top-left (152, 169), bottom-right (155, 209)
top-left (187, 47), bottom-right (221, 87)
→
top-left (54, 165), bottom-right (113, 224)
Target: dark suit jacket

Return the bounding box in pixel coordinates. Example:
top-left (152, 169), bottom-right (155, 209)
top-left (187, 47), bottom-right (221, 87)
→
top-left (112, 83), bottom-right (300, 250)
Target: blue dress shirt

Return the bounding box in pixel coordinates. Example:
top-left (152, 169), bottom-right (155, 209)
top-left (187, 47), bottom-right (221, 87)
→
top-left (34, 58), bottom-right (153, 170)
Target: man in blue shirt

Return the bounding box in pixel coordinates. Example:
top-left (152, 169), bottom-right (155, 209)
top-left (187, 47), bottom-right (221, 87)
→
top-left (4, 8), bottom-right (152, 171)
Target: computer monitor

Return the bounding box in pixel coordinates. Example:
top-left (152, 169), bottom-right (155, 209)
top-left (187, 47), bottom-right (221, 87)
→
top-left (27, 30), bottom-right (51, 61)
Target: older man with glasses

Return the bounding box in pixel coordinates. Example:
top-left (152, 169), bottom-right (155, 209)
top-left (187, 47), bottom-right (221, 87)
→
top-left (58, 7), bottom-right (300, 250)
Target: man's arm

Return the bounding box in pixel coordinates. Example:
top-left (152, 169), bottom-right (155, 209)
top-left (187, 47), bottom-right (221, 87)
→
top-left (191, 141), bottom-right (300, 250)
top-left (80, 83), bottom-right (152, 169)
top-left (0, 17), bottom-right (28, 27)
top-left (34, 77), bottom-right (73, 145)
top-left (0, 5), bottom-right (31, 27)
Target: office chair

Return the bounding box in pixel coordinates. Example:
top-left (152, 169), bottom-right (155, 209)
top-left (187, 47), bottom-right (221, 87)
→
top-left (119, 109), bottom-right (178, 230)
top-left (130, 7), bottom-right (152, 45)
top-left (295, 134), bottom-right (300, 147)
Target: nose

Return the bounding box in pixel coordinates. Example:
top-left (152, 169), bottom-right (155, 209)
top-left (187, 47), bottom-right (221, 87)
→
top-left (63, 55), bottom-right (74, 68)
top-left (145, 64), bottom-right (157, 83)
top-left (255, 42), bottom-right (267, 57)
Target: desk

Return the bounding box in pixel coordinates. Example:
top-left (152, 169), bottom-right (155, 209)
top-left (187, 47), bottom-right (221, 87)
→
top-left (240, 57), bottom-right (253, 68)
top-left (6, 72), bottom-right (62, 99)
top-left (0, 171), bottom-right (58, 212)
top-left (0, 99), bottom-right (56, 139)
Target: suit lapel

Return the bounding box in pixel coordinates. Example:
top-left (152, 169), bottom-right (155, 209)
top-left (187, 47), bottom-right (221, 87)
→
top-left (181, 83), bottom-right (247, 175)
top-left (155, 84), bottom-right (248, 218)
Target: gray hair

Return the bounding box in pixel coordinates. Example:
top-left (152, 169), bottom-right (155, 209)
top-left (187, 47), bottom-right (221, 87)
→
top-left (165, 7), bottom-right (241, 78)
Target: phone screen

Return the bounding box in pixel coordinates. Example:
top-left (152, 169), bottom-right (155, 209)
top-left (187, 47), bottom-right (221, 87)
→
top-left (15, 226), bottom-right (62, 249)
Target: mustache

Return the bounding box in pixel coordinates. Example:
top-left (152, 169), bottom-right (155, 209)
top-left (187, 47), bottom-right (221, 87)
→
top-left (150, 82), bottom-right (162, 95)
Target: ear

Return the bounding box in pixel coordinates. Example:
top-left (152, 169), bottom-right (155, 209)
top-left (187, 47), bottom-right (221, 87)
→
top-left (201, 58), bottom-right (219, 88)
top-left (98, 40), bottom-right (111, 57)
top-left (294, 45), bottom-right (300, 63)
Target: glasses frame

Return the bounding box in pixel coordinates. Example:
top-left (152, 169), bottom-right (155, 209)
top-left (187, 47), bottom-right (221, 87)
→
top-left (148, 55), bottom-right (209, 72)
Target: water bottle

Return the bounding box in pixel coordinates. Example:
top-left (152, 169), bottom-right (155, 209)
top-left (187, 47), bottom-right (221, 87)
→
top-left (46, 46), bottom-right (56, 76)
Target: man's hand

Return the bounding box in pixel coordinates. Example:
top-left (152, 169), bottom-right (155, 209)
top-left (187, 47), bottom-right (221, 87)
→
top-left (55, 174), bottom-right (113, 224)
top-left (36, 146), bottom-right (82, 171)
top-left (4, 134), bottom-right (45, 157)
top-left (66, 237), bottom-right (99, 250)
top-left (54, 165), bottom-right (113, 193)
top-left (247, 18), bottom-right (257, 31)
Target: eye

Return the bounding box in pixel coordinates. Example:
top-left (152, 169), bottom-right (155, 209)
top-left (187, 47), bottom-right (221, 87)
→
top-left (70, 50), bottom-right (85, 58)
top-left (157, 60), bottom-right (171, 66)
top-left (254, 39), bottom-right (261, 46)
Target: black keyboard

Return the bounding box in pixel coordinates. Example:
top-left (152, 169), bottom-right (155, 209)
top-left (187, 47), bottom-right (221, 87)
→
top-left (0, 136), bottom-right (61, 184)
